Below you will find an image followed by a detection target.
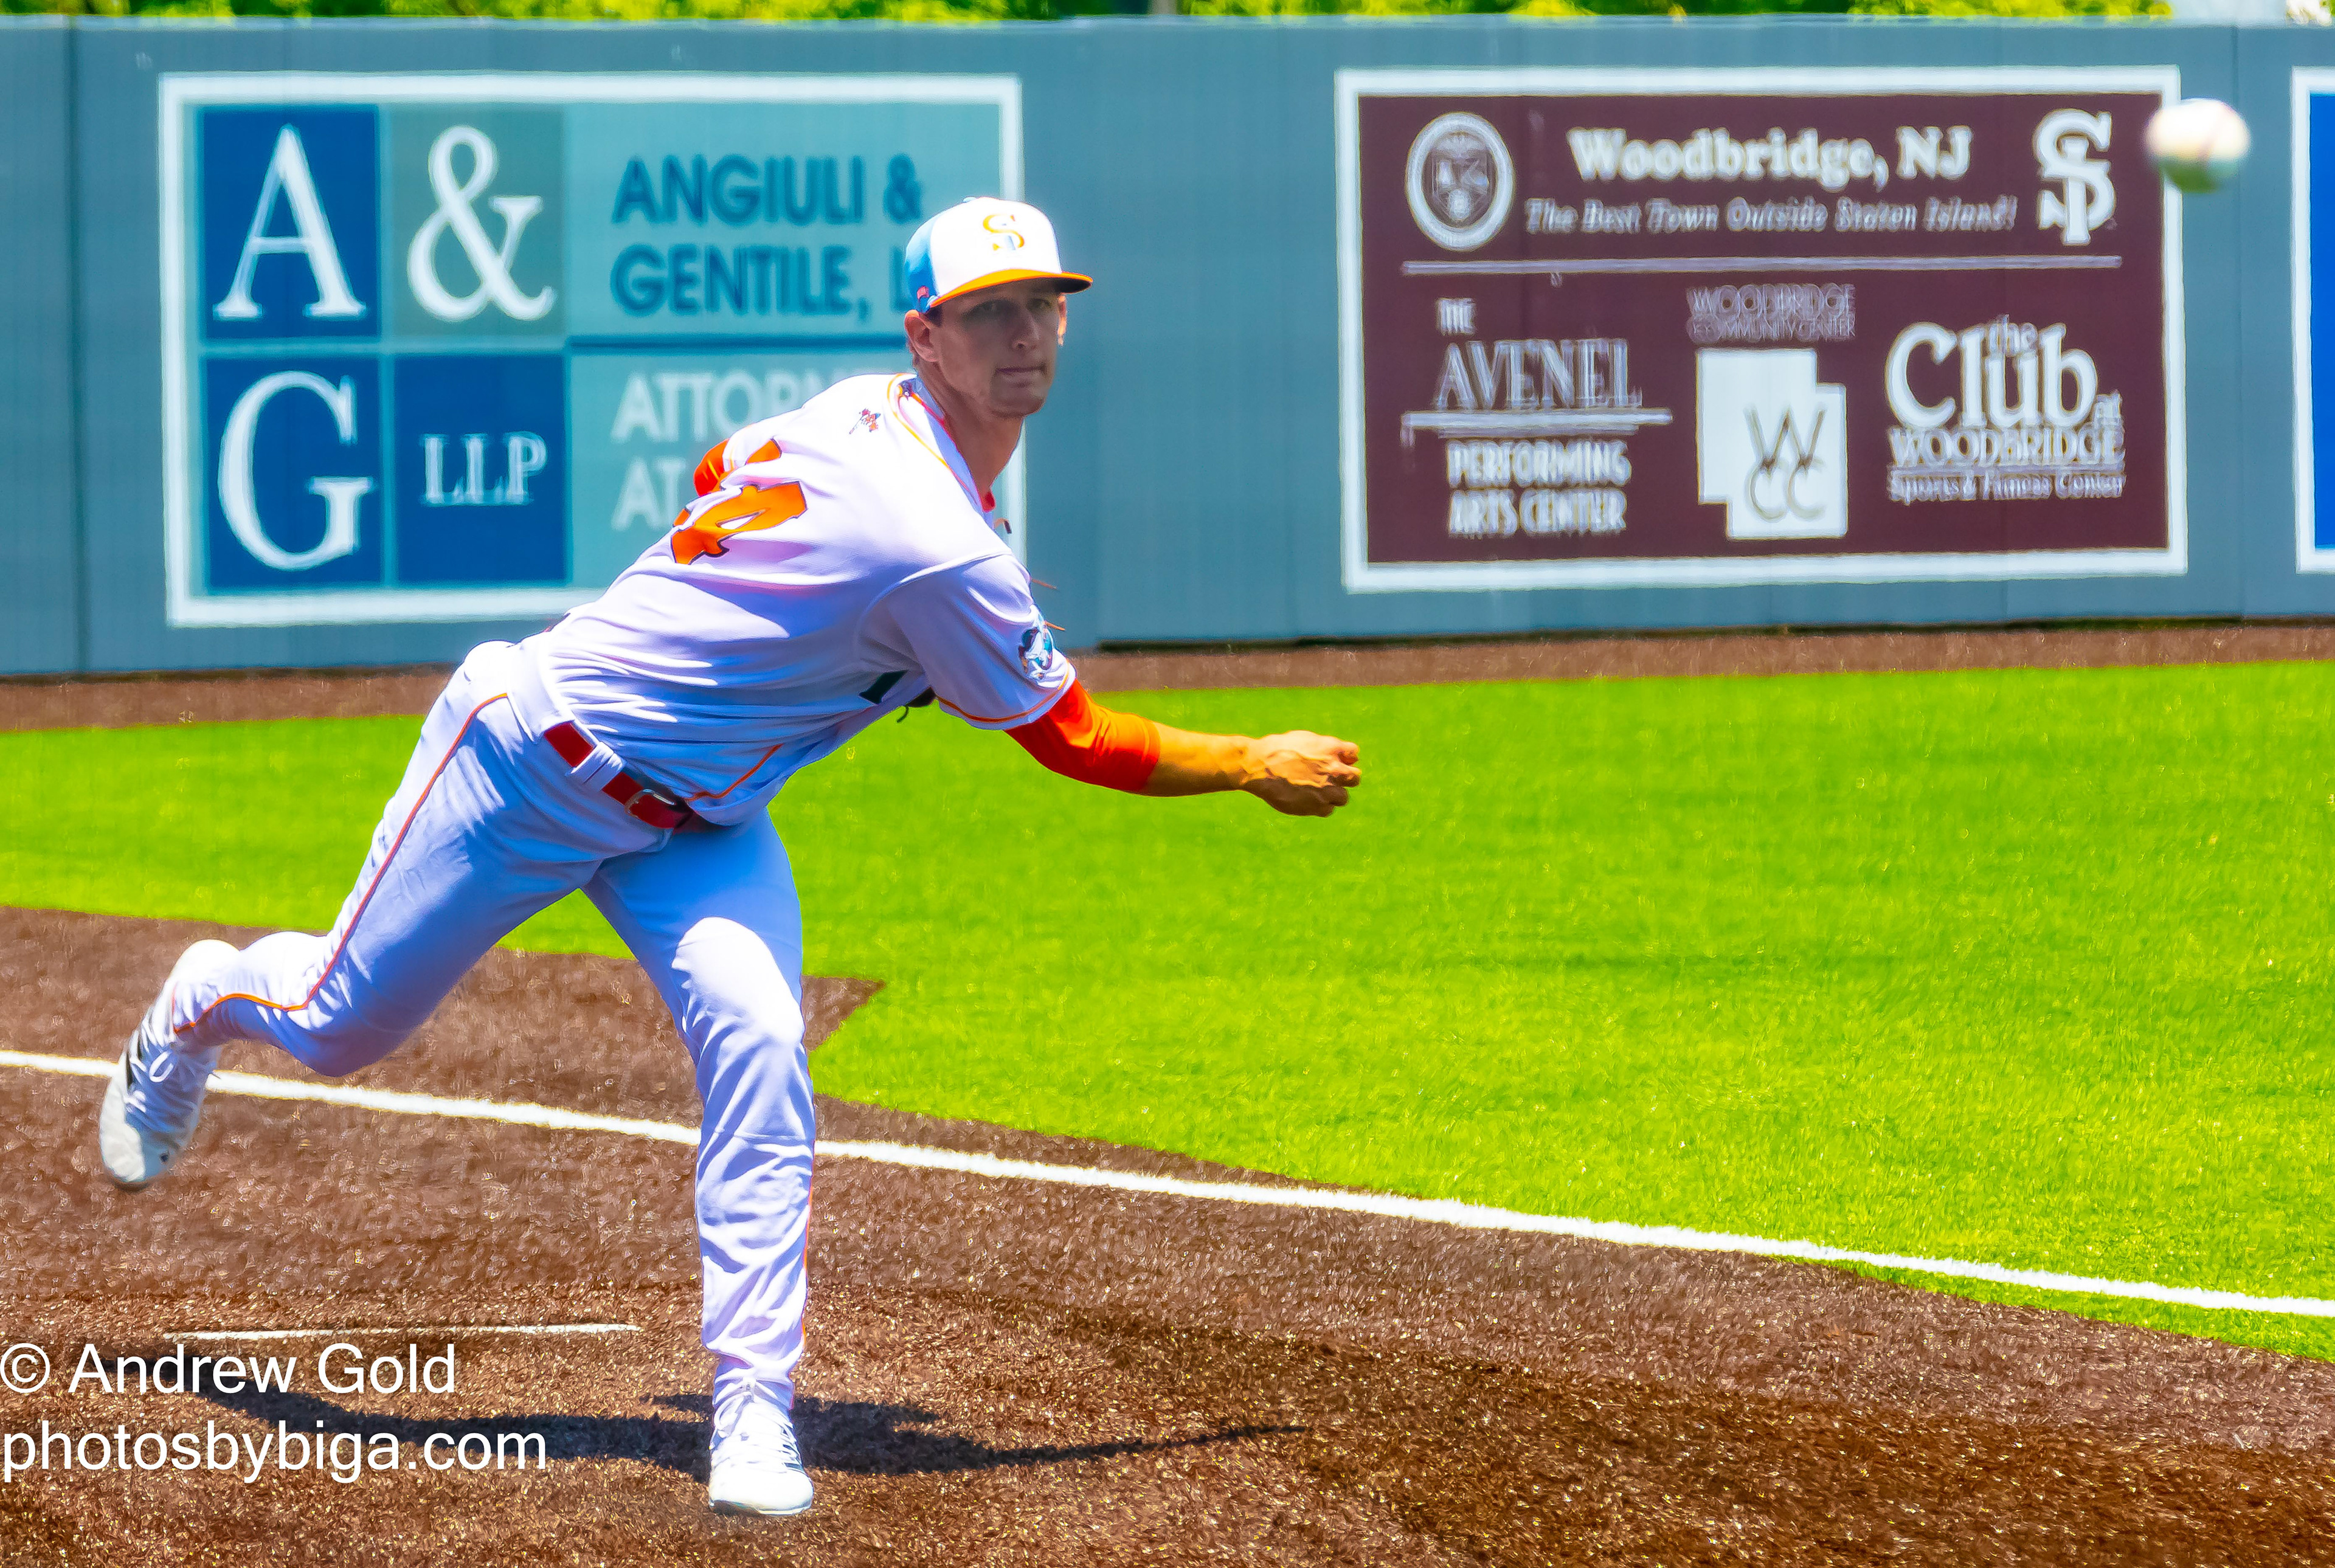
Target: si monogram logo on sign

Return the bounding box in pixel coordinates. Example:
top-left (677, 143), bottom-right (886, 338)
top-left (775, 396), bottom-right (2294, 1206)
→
top-left (2034, 109), bottom-right (2115, 247)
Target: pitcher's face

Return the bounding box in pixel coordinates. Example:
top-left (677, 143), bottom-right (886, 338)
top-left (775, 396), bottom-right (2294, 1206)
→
top-left (906, 279), bottom-right (1068, 420)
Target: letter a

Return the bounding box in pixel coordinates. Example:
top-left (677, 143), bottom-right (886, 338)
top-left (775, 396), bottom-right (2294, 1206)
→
top-left (213, 126), bottom-right (367, 322)
top-left (69, 1344), bottom-right (112, 1394)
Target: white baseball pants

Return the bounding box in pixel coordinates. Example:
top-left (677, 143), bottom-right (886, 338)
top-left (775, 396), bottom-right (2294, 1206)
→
top-left (165, 640), bottom-right (815, 1423)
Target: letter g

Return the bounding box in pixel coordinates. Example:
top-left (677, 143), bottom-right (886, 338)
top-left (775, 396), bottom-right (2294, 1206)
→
top-left (217, 373), bottom-right (374, 572)
top-left (316, 1341), bottom-right (364, 1395)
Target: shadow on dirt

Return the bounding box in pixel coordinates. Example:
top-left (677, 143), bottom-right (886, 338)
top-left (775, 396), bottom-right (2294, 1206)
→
top-left (663, 1391), bottom-right (1302, 1477)
top-left (177, 1380), bottom-right (1296, 1481)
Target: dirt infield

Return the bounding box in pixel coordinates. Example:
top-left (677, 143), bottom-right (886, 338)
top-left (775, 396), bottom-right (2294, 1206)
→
top-left (7, 907), bottom-right (2335, 1565)
top-left (5, 621), bottom-right (2333, 732)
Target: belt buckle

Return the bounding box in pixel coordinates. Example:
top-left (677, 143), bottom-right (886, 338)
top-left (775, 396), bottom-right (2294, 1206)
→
top-left (623, 781), bottom-right (689, 828)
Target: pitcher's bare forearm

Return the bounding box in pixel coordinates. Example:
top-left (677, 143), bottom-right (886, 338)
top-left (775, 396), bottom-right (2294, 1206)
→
top-left (1008, 682), bottom-right (1360, 816)
top-left (1144, 725), bottom-right (1360, 817)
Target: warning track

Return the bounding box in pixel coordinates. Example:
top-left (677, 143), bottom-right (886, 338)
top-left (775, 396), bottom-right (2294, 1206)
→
top-left (9, 621), bottom-right (2335, 734)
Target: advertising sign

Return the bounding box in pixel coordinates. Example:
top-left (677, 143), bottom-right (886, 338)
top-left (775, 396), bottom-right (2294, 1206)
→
top-left (161, 74), bottom-right (1019, 626)
top-left (2295, 69), bottom-right (2335, 574)
top-left (1335, 69), bottom-right (2185, 592)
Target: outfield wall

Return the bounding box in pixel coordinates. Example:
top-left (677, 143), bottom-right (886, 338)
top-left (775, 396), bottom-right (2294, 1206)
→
top-left (4, 15), bottom-right (2334, 674)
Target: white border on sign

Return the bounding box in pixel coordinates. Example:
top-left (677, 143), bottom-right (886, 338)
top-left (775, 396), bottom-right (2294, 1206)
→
top-left (1334, 66), bottom-right (2187, 594)
top-left (159, 72), bottom-right (1025, 627)
top-left (2294, 69), bottom-right (2335, 574)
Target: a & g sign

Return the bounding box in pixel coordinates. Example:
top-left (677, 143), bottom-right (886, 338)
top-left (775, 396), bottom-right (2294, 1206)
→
top-left (161, 74), bottom-right (1018, 626)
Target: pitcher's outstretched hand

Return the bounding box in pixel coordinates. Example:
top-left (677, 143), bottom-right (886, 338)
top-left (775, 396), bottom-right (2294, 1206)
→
top-left (1243, 733), bottom-right (1361, 817)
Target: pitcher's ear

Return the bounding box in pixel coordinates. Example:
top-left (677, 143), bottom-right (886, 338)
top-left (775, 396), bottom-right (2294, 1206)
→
top-left (904, 308), bottom-right (938, 367)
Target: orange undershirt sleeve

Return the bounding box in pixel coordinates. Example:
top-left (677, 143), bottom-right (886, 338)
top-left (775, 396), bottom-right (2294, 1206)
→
top-left (693, 442), bottom-right (730, 499)
top-left (1007, 680), bottom-right (1163, 793)
top-left (694, 438), bottom-right (784, 499)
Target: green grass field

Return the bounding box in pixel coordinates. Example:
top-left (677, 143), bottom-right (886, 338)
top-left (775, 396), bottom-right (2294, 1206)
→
top-left (7, 661), bottom-right (2333, 1356)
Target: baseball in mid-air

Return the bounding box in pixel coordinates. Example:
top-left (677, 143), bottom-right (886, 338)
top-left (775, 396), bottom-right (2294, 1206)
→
top-left (2143, 97), bottom-right (2251, 194)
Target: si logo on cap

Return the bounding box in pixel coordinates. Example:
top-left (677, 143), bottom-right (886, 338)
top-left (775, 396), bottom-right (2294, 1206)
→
top-left (903, 198), bottom-right (1091, 314)
top-left (981, 211), bottom-right (1026, 252)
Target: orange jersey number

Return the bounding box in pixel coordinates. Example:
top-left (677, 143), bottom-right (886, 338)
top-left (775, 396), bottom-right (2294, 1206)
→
top-left (672, 480), bottom-right (806, 565)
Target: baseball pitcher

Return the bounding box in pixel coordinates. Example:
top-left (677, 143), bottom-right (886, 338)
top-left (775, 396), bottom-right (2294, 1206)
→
top-left (96, 198), bottom-right (1360, 1518)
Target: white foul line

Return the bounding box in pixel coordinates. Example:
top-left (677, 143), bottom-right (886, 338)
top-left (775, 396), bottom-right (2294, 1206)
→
top-left (0, 1051), bottom-right (697, 1145)
top-left (9, 1047), bottom-right (2331, 1321)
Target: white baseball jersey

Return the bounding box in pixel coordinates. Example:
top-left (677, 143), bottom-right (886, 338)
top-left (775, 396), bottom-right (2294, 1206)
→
top-left (533, 372), bottom-right (1075, 825)
top-left (162, 373), bottom-right (1080, 1429)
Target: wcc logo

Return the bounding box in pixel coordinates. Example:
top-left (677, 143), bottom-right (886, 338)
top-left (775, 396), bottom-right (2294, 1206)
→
top-left (192, 105), bottom-right (569, 599)
top-left (1695, 349), bottom-right (1848, 541)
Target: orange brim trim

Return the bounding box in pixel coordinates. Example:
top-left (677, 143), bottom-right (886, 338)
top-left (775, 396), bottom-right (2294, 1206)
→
top-left (928, 268), bottom-right (1094, 308)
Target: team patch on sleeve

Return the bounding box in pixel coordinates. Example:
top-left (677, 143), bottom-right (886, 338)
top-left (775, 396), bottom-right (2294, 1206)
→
top-left (1017, 623), bottom-right (1057, 682)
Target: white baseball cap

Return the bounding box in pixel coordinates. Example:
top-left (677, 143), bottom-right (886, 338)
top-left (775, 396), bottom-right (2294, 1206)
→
top-left (902, 198), bottom-right (1092, 314)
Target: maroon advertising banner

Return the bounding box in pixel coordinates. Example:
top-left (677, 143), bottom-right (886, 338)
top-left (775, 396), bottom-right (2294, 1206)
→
top-left (1335, 69), bottom-right (2185, 592)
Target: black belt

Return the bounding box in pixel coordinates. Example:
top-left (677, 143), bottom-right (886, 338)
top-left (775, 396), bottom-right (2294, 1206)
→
top-left (544, 720), bottom-right (700, 832)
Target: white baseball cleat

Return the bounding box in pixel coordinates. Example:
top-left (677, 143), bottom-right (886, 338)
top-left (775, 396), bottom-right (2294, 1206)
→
top-left (96, 939), bottom-right (238, 1192)
top-left (707, 1392), bottom-right (814, 1517)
